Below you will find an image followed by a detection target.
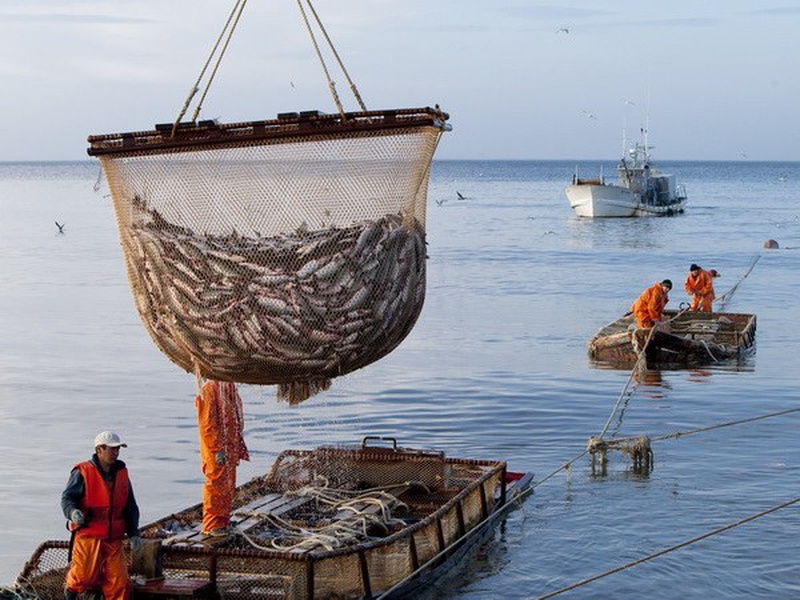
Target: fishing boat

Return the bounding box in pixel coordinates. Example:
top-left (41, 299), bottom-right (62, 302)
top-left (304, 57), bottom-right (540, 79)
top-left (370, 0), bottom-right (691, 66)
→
top-left (588, 310), bottom-right (756, 366)
top-left (565, 138), bottom-right (688, 218)
top-left (15, 438), bottom-right (533, 600)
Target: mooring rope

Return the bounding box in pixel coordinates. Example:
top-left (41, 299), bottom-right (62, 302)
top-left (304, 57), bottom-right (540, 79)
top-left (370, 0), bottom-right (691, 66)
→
top-left (595, 324), bottom-right (653, 440)
top-left (599, 306), bottom-right (690, 441)
top-left (537, 496), bottom-right (800, 599)
top-left (715, 254), bottom-right (760, 311)
top-left (652, 406), bottom-right (800, 443)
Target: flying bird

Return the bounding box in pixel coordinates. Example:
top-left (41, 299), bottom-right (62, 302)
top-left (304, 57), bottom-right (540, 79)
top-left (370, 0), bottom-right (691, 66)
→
top-left (55, 221), bottom-right (65, 234)
top-left (457, 191), bottom-right (466, 200)
top-left (556, 28), bottom-right (570, 34)
top-left (582, 110), bottom-right (598, 121)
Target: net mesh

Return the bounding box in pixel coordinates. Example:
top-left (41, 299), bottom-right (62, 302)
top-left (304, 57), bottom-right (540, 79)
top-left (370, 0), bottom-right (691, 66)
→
top-left (95, 115), bottom-right (446, 402)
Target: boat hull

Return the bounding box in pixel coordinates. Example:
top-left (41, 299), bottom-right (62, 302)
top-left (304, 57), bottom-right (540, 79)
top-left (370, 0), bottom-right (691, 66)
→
top-left (565, 183), bottom-right (687, 218)
top-left (588, 310), bottom-right (757, 367)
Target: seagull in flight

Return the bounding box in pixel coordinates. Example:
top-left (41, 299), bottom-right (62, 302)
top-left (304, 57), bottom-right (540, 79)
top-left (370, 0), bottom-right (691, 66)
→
top-left (582, 110), bottom-right (598, 121)
top-left (457, 191), bottom-right (466, 200)
top-left (55, 221), bottom-right (65, 234)
top-left (556, 27), bottom-right (570, 34)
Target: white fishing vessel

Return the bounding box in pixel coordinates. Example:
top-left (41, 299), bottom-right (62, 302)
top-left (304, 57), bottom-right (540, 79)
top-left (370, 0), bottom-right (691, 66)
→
top-left (565, 136), bottom-right (687, 218)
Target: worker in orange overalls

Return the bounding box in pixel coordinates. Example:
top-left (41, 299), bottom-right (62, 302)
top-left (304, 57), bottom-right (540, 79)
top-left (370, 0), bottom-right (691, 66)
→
top-left (61, 431), bottom-right (141, 600)
top-left (684, 263), bottom-right (716, 312)
top-left (631, 279), bottom-right (672, 328)
top-left (196, 380), bottom-right (249, 536)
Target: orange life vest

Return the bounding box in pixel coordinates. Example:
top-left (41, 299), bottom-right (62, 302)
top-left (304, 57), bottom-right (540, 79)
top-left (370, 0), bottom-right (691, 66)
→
top-left (74, 461), bottom-right (129, 541)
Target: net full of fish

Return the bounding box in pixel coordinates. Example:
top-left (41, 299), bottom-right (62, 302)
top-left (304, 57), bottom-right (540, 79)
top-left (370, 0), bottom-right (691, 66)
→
top-left (124, 198), bottom-right (426, 402)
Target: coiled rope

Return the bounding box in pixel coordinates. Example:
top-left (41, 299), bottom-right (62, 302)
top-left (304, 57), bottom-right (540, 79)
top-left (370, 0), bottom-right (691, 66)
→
top-left (233, 481), bottom-right (412, 552)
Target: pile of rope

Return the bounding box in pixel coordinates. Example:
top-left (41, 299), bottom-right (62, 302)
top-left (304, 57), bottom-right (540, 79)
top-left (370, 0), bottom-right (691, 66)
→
top-left (235, 481), bottom-right (414, 552)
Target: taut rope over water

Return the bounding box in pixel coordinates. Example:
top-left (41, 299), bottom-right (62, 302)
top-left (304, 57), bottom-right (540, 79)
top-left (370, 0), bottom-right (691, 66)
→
top-left (715, 254), bottom-right (760, 311)
top-left (537, 496), bottom-right (800, 599)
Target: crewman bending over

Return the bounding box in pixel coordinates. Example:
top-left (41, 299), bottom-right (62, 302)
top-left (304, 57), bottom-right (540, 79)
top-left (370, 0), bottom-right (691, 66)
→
top-left (684, 263), bottom-right (715, 312)
top-left (631, 279), bottom-right (672, 328)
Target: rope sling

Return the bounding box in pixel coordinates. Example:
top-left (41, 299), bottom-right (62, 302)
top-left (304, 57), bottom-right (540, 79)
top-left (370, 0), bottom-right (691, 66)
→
top-left (87, 0), bottom-right (451, 403)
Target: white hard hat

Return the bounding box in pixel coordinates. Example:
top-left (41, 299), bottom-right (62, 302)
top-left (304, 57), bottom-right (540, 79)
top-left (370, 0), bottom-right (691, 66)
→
top-left (94, 431), bottom-right (127, 448)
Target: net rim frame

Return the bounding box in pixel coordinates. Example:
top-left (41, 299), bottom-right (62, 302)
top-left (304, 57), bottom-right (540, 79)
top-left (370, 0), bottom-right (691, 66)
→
top-left (87, 106), bottom-right (450, 157)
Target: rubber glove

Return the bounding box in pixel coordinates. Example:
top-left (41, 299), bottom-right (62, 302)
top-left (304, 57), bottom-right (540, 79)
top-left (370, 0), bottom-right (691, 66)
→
top-left (215, 450), bottom-right (226, 466)
top-left (129, 536), bottom-right (143, 553)
top-left (70, 509), bottom-right (85, 528)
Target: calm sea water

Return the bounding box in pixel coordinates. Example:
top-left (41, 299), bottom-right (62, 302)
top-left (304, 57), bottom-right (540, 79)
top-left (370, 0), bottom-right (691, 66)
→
top-left (1, 159), bottom-right (799, 598)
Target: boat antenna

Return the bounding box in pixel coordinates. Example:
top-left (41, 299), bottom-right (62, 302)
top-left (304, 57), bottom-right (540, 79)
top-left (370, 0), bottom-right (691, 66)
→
top-left (621, 115), bottom-right (627, 157)
top-left (644, 84), bottom-right (652, 159)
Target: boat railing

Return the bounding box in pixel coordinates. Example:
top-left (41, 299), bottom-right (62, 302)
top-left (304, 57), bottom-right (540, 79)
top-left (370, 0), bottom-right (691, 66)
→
top-left (572, 164), bottom-right (604, 186)
top-left (573, 176), bottom-right (604, 185)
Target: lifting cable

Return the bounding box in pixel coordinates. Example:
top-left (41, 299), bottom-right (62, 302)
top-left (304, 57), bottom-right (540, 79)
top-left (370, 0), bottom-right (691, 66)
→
top-left (296, 0), bottom-right (367, 116)
top-left (537, 495), bottom-right (800, 599)
top-left (172, 0), bottom-right (249, 135)
top-left (300, 0), bottom-right (367, 112)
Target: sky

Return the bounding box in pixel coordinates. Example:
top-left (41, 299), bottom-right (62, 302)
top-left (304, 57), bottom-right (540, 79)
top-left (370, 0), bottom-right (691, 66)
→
top-left (0, 0), bottom-right (798, 162)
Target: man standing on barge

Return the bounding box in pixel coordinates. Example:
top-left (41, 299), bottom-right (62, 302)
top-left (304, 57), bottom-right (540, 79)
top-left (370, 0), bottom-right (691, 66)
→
top-left (196, 380), bottom-right (249, 537)
top-left (62, 431), bottom-right (141, 600)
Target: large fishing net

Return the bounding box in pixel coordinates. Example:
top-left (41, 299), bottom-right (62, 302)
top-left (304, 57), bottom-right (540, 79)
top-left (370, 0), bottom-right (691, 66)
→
top-left (88, 108), bottom-right (449, 402)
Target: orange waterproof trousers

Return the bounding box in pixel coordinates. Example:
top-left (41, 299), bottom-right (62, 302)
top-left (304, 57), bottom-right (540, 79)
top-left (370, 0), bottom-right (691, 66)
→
top-left (196, 381), bottom-right (249, 533)
top-left (65, 536), bottom-right (130, 600)
top-left (685, 270), bottom-right (715, 312)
